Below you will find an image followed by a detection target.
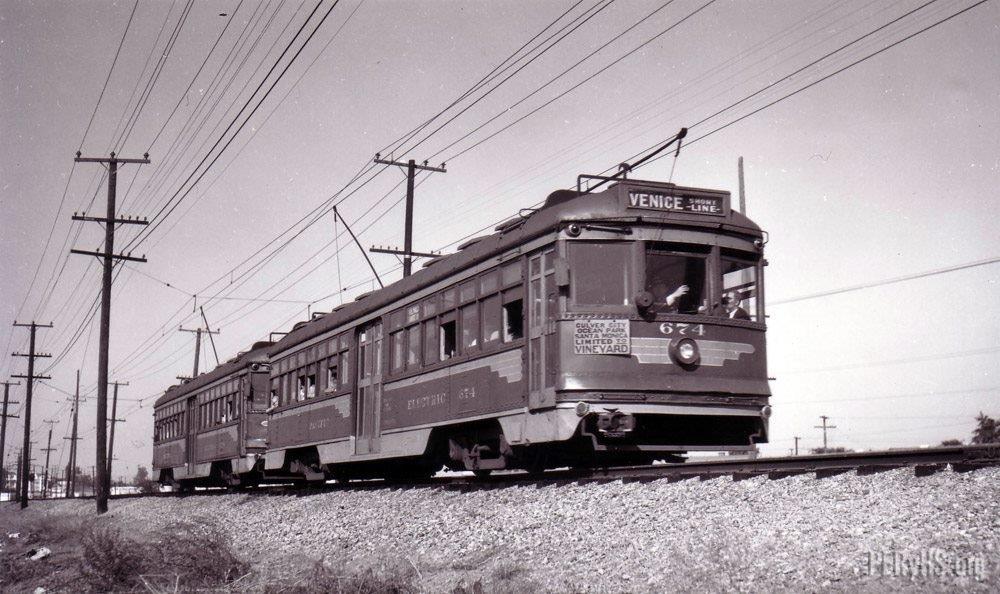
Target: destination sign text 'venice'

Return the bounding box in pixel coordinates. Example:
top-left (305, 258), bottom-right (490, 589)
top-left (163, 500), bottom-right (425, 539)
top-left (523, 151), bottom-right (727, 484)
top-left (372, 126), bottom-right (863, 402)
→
top-left (627, 189), bottom-right (724, 215)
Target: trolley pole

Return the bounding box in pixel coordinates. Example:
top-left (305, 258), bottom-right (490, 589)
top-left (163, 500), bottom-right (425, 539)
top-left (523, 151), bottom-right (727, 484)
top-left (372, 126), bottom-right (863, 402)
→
top-left (106, 381), bottom-right (128, 480)
top-left (63, 370), bottom-right (81, 497)
top-left (814, 415), bottom-right (837, 451)
top-left (0, 380), bottom-right (20, 494)
top-left (71, 151), bottom-right (150, 514)
top-left (371, 156), bottom-right (446, 277)
top-left (40, 421), bottom-right (56, 499)
top-left (12, 321), bottom-right (53, 509)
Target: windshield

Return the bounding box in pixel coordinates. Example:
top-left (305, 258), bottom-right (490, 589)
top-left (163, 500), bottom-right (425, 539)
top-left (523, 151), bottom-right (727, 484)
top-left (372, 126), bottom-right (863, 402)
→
top-left (567, 241), bottom-right (632, 307)
top-left (644, 242), bottom-right (708, 314)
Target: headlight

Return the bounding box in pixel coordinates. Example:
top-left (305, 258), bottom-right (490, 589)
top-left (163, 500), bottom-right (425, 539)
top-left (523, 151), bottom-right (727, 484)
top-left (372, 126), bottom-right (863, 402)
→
top-left (670, 338), bottom-right (700, 366)
top-left (575, 401), bottom-right (590, 417)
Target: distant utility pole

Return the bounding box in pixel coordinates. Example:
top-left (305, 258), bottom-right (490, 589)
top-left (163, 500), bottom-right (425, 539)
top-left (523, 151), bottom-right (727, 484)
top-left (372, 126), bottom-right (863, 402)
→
top-left (71, 150), bottom-right (150, 515)
top-left (371, 155), bottom-right (446, 277)
top-left (106, 381), bottom-right (128, 480)
top-left (815, 415), bottom-right (837, 450)
top-left (793, 436), bottom-right (801, 456)
top-left (0, 380), bottom-right (20, 494)
top-left (40, 420), bottom-right (56, 499)
top-left (63, 370), bottom-right (81, 498)
top-left (14, 449), bottom-right (22, 502)
top-left (178, 321), bottom-right (219, 378)
top-left (12, 321), bottom-right (53, 509)
top-left (737, 156), bottom-right (747, 214)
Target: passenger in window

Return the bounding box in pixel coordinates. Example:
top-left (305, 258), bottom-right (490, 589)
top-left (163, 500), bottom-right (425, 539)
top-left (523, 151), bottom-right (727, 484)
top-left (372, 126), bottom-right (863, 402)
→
top-left (721, 292), bottom-right (750, 320)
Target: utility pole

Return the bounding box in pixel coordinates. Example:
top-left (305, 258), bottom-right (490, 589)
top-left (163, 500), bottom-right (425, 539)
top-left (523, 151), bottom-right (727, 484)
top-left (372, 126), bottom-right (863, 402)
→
top-left (63, 370), bottom-right (81, 498)
top-left (71, 150), bottom-right (150, 514)
top-left (106, 381), bottom-right (128, 481)
top-left (0, 380), bottom-right (20, 495)
top-left (178, 325), bottom-right (218, 378)
top-left (12, 321), bottom-right (53, 509)
top-left (815, 415), bottom-right (837, 451)
top-left (371, 155), bottom-right (446, 277)
top-left (40, 420), bottom-right (56, 499)
top-left (793, 435), bottom-right (801, 456)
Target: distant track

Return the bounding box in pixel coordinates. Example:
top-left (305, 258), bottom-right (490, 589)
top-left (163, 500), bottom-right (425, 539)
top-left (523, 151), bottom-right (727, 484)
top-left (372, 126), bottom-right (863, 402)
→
top-left (51, 444), bottom-right (997, 503)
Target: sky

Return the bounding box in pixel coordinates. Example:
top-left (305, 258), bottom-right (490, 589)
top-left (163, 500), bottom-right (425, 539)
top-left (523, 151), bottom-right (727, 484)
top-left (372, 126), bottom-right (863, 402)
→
top-left (1, 0), bottom-right (998, 482)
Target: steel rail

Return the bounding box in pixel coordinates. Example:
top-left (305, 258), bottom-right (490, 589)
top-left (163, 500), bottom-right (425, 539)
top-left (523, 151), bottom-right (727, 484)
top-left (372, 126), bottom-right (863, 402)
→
top-left (64, 444), bottom-right (998, 502)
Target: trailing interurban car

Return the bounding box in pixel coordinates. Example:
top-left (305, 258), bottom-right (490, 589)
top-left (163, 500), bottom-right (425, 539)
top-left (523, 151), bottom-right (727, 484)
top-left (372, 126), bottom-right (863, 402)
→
top-left (152, 342), bottom-right (271, 489)
top-left (153, 176), bottom-right (771, 488)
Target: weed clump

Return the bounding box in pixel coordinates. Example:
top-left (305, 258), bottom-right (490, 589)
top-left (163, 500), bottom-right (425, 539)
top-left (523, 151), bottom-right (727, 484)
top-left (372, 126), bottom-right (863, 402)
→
top-left (79, 518), bottom-right (249, 592)
top-left (81, 525), bottom-right (146, 591)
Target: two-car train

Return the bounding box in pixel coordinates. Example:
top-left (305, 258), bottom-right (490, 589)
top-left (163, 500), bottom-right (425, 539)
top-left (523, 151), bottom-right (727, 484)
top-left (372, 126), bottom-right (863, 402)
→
top-left (153, 176), bottom-right (771, 488)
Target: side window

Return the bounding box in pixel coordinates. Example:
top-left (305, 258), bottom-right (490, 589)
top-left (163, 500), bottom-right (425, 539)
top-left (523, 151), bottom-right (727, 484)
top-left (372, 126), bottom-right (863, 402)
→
top-left (423, 320), bottom-right (438, 365)
top-left (482, 294), bottom-right (501, 346)
top-left (461, 303), bottom-right (479, 352)
top-left (340, 349), bottom-right (351, 387)
top-left (390, 330), bottom-right (405, 374)
top-left (406, 325), bottom-right (421, 368)
top-left (327, 356), bottom-right (339, 392)
top-left (502, 291), bottom-right (524, 342)
top-left (440, 319), bottom-right (457, 360)
top-left (306, 373), bottom-right (317, 398)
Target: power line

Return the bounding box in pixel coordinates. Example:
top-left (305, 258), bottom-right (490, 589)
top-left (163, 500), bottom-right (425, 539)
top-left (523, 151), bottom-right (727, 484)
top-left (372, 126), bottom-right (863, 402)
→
top-left (770, 256), bottom-right (1000, 305)
top-left (781, 346), bottom-right (1000, 376)
top-left (124, 0), bottom-right (336, 252)
top-left (652, 0), bottom-right (991, 159)
top-left (777, 385), bottom-right (999, 405)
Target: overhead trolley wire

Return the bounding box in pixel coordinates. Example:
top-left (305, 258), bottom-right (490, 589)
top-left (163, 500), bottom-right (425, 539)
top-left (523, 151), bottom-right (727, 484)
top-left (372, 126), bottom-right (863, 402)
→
top-left (637, 0), bottom-right (990, 168)
top-left (375, 0), bottom-right (589, 159)
top-left (423, 0), bottom-right (678, 162)
top-left (441, 0), bottom-right (718, 164)
top-left (389, 0), bottom-right (615, 159)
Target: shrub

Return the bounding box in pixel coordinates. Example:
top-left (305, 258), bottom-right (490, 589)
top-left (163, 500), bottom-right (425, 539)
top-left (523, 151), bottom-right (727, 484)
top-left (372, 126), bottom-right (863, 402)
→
top-left (149, 519), bottom-right (250, 589)
top-left (80, 525), bottom-right (146, 591)
top-left (79, 518), bottom-right (250, 592)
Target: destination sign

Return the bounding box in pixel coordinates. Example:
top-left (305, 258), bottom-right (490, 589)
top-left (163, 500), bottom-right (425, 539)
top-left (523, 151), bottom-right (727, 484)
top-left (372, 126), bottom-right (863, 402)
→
top-left (573, 319), bottom-right (630, 355)
top-left (627, 190), bottom-right (725, 215)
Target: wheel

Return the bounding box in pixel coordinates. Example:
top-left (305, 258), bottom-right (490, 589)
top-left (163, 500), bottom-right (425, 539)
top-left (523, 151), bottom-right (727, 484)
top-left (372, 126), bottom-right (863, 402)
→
top-left (472, 469), bottom-right (493, 479)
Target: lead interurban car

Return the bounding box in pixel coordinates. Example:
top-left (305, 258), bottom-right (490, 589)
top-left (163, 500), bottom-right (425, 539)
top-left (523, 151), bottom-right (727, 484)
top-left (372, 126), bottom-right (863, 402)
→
top-left (153, 176), bottom-right (771, 488)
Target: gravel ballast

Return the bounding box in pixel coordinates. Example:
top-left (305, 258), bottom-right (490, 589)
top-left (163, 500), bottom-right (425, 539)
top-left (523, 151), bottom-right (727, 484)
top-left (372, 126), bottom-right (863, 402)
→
top-left (3, 466), bottom-right (998, 592)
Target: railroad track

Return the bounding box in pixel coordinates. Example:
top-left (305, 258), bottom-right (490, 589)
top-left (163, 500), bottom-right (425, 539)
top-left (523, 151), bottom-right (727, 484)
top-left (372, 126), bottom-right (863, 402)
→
top-left (73, 443), bottom-right (997, 502)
